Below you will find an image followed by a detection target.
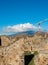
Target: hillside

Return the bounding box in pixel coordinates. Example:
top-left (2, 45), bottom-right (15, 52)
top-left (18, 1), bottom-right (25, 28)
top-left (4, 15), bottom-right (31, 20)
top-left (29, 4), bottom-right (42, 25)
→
top-left (0, 31), bottom-right (48, 65)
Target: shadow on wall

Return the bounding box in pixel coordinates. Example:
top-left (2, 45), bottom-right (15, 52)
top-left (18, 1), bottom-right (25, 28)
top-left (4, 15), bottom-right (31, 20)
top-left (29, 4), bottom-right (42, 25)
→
top-left (0, 38), bottom-right (1, 46)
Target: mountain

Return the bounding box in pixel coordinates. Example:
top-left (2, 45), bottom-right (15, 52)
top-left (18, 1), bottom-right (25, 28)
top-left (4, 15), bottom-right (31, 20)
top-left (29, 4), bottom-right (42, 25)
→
top-left (8, 30), bottom-right (36, 37)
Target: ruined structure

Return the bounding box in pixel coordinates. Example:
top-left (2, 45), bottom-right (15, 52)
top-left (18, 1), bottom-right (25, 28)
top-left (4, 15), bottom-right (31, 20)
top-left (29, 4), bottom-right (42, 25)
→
top-left (0, 32), bottom-right (48, 65)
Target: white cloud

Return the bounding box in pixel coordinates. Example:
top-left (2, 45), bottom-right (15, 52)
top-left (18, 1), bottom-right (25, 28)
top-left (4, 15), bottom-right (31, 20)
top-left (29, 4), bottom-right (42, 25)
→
top-left (3, 23), bottom-right (41, 34)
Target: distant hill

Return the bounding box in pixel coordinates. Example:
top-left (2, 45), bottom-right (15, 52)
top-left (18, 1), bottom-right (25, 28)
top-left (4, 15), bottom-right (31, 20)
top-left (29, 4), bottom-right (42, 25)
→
top-left (8, 30), bottom-right (36, 37)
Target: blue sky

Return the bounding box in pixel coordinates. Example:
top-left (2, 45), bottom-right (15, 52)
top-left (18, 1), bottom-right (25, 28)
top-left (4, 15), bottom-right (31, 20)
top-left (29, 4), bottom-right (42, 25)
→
top-left (0, 0), bottom-right (48, 34)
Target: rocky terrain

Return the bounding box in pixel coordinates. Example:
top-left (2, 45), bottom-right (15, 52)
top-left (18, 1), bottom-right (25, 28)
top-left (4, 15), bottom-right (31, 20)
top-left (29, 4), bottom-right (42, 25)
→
top-left (0, 31), bottom-right (48, 65)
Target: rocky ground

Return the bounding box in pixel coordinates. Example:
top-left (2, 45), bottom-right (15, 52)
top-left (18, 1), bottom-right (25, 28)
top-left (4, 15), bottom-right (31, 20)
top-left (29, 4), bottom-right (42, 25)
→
top-left (0, 32), bottom-right (48, 65)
